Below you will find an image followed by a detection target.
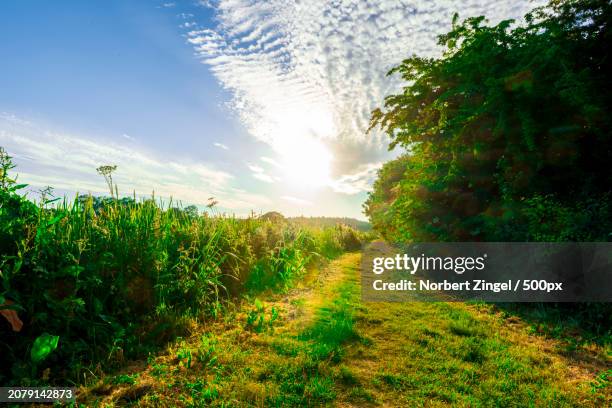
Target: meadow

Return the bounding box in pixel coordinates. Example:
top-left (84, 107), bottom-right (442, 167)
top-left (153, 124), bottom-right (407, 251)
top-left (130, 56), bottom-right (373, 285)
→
top-left (0, 147), bottom-right (367, 387)
top-left (1, 0), bottom-right (611, 405)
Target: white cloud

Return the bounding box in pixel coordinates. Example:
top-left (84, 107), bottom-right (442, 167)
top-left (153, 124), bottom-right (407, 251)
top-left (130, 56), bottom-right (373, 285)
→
top-left (253, 172), bottom-right (275, 183)
top-left (247, 163), bottom-right (264, 173)
top-left (330, 162), bottom-right (383, 194)
top-left (213, 142), bottom-right (229, 150)
top-left (0, 113), bottom-right (271, 211)
top-left (260, 156), bottom-right (282, 168)
top-left (185, 0), bottom-right (543, 192)
top-left (248, 162), bottom-right (278, 183)
top-left (281, 196), bottom-right (313, 206)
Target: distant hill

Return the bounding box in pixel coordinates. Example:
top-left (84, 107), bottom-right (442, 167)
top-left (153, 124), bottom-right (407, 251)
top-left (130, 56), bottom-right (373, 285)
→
top-left (287, 216), bottom-right (372, 231)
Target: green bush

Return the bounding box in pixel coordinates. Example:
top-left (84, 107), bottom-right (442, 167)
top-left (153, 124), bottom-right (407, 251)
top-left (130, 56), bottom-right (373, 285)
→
top-left (365, 0), bottom-right (612, 243)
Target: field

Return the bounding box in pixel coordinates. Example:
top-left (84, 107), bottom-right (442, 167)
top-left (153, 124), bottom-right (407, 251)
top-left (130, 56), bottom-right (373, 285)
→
top-left (0, 151), bottom-right (367, 389)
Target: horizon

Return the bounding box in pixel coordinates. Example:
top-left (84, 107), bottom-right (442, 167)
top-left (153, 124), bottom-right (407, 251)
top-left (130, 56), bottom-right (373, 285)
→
top-left (0, 0), bottom-right (541, 220)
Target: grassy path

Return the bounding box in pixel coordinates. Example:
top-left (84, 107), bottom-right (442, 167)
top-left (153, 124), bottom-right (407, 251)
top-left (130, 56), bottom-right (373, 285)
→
top-left (80, 253), bottom-right (610, 407)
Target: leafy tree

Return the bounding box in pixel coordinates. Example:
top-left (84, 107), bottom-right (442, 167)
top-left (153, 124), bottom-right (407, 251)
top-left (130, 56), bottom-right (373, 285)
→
top-left (260, 211), bottom-right (286, 223)
top-left (366, 0), bottom-right (612, 242)
top-left (184, 205), bottom-right (200, 218)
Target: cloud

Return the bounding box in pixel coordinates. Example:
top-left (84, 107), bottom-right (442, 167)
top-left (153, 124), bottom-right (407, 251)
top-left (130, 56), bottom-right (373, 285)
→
top-left (0, 113), bottom-right (271, 211)
top-left (247, 163), bottom-right (264, 173)
top-left (213, 142), bottom-right (229, 150)
top-left (248, 162), bottom-right (278, 183)
top-left (253, 173), bottom-right (275, 183)
top-left (186, 0), bottom-right (543, 191)
top-left (260, 156), bottom-right (282, 168)
top-left (281, 196), bottom-right (313, 206)
top-left (330, 162), bottom-right (383, 194)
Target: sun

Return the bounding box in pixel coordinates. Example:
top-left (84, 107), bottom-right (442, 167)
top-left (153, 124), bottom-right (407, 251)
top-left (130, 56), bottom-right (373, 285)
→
top-left (279, 137), bottom-right (332, 189)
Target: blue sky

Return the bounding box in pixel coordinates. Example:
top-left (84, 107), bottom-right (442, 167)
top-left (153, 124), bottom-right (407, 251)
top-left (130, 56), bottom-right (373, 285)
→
top-left (0, 0), bottom-right (540, 219)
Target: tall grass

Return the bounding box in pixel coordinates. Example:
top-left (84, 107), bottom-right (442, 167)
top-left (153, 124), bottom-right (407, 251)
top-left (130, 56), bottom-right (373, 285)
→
top-left (0, 149), bottom-right (366, 385)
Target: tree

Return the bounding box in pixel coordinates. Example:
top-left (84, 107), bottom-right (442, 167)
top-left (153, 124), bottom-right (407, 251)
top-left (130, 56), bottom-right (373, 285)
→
top-left (366, 0), bottom-right (612, 242)
top-left (260, 211), bottom-right (285, 223)
top-left (184, 205), bottom-right (199, 218)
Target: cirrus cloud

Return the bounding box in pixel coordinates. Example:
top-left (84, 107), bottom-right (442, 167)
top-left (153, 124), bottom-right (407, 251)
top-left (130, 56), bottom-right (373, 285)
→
top-left (185, 0), bottom-right (543, 194)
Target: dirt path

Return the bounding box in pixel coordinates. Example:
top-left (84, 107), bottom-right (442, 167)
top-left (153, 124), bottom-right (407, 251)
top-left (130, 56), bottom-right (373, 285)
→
top-left (79, 253), bottom-right (610, 407)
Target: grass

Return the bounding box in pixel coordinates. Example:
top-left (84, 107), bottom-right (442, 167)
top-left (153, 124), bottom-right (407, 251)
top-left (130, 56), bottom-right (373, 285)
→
top-left (77, 253), bottom-right (363, 406)
top-left (343, 299), bottom-right (610, 407)
top-left (77, 253), bottom-right (609, 406)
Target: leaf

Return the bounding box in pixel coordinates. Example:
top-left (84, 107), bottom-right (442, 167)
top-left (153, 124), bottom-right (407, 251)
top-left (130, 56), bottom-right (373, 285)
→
top-left (0, 298), bottom-right (23, 332)
top-left (45, 214), bottom-right (64, 227)
top-left (30, 333), bottom-right (60, 364)
top-left (61, 265), bottom-right (84, 277)
top-left (8, 183), bottom-right (28, 192)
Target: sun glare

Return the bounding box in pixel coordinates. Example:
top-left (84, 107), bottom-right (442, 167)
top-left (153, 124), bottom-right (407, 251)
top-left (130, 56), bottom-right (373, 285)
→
top-left (279, 137), bottom-right (332, 188)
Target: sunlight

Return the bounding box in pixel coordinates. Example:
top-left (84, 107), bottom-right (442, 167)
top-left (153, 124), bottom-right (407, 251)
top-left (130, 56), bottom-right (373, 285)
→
top-left (263, 105), bottom-right (336, 189)
top-left (278, 136), bottom-right (333, 188)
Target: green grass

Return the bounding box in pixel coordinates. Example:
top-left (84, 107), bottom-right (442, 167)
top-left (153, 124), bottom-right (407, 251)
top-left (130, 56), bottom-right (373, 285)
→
top-left (299, 279), bottom-right (360, 363)
top-left (346, 299), bottom-right (609, 407)
top-left (74, 253), bottom-right (608, 407)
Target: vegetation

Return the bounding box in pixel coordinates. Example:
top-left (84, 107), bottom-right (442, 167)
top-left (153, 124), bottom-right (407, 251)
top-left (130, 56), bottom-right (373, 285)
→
top-left (1, 0), bottom-right (610, 404)
top-left (288, 216), bottom-right (372, 232)
top-left (364, 0), bottom-right (611, 340)
top-left (365, 0), bottom-right (612, 242)
top-left (0, 148), bottom-right (367, 386)
top-left (78, 254), bottom-right (609, 406)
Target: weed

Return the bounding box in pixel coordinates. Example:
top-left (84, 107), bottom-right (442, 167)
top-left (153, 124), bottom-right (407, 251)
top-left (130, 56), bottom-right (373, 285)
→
top-left (176, 348), bottom-right (192, 369)
top-left (245, 299), bottom-right (279, 333)
top-left (111, 373), bottom-right (137, 385)
top-left (197, 335), bottom-right (218, 368)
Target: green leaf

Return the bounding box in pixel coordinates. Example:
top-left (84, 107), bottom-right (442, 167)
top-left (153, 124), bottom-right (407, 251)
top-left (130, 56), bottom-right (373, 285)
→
top-left (61, 265), bottom-right (84, 277)
top-left (30, 333), bottom-right (60, 364)
top-left (8, 183), bottom-right (28, 192)
top-left (45, 214), bottom-right (64, 227)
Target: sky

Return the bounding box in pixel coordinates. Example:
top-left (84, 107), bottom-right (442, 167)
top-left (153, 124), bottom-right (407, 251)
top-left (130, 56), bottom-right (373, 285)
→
top-left (0, 0), bottom-right (542, 220)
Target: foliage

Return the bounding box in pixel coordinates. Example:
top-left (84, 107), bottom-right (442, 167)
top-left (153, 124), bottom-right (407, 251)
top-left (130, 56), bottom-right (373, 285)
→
top-left (30, 333), bottom-right (59, 364)
top-left (365, 0), bottom-right (612, 242)
top-left (245, 298), bottom-right (278, 333)
top-left (0, 150), bottom-right (366, 386)
top-left (288, 216), bottom-right (372, 232)
top-left (364, 0), bottom-right (611, 344)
